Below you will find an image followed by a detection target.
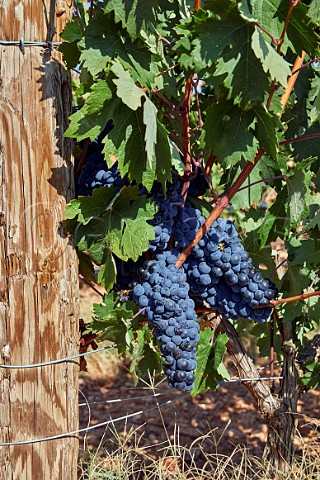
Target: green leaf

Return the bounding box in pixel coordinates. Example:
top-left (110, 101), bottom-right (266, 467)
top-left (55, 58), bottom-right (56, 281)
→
top-left (105, 187), bottom-right (156, 261)
top-left (111, 61), bottom-right (145, 110)
top-left (231, 167), bottom-right (265, 210)
top-left (59, 41), bottom-right (81, 70)
top-left (143, 97), bottom-right (158, 168)
top-left (105, 0), bottom-right (158, 41)
top-left (253, 106), bottom-right (281, 159)
top-left (75, 186), bottom-right (116, 224)
top-left (78, 251), bottom-right (97, 284)
top-left (65, 199), bottom-right (81, 220)
top-left (258, 187), bottom-right (288, 247)
top-left (61, 17), bottom-right (84, 42)
top-left (251, 28), bottom-right (291, 87)
top-left (98, 253), bottom-right (117, 291)
top-left (287, 170), bottom-right (308, 223)
top-left (202, 102), bottom-right (258, 167)
top-left (239, 0), bottom-right (320, 56)
top-left (103, 101), bottom-right (170, 189)
top-left (191, 329), bottom-right (229, 396)
top-left (64, 80), bottom-right (113, 141)
top-left (79, 11), bottom-right (157, 86)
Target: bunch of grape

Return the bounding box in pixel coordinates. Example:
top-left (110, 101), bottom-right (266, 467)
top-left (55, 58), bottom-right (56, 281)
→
top-left (148, 177), bottom-right (184, 253)
top-left (174, 205), bottom-right (277, 322)
top-left (133, 251), bottom-right (199, 391)
top-left (75, 120), bottom-right (127, 197)
top-left (76, 156), bottom-right (126, 196)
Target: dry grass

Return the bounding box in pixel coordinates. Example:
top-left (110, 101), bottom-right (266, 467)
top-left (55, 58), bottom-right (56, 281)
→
top-left (78, 421), bottom-right (320, 480)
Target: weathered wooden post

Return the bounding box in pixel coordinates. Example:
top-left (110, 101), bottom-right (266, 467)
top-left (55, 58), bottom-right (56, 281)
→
top-left (0, 1), bottom-right (79, 478)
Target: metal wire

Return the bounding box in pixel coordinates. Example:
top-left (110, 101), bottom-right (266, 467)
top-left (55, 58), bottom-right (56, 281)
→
top-left (0, 38), bottom-right (62, 54)
top-left (0, 394), bottom-right (189, 446)
top-left (0, 344), bottom-right (117, 369)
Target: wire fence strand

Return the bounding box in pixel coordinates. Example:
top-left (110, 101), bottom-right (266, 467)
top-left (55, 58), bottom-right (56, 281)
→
top-left (0, 344), bottom-right (117, 369)
top-left (0, 394), bottom-right (189, 447)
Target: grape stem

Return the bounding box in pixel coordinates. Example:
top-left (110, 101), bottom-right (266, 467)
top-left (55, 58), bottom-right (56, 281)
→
top-left (279, 132), bottom-right (320, 146)
top-left (181, 75), bottom-right (194, 197)
top-left (75, 138), bottom-right (90, 177)
top-left (89, 0), bottom-right (94, 20)
top-left (79, 274), bottom-right (104, 298)
top-left (236, 175), bottom-right (288, 193)
top-left (256, 289), bottom-right (320, 308)
top-left (291, 57), bottom-right (320, 75)
top-left (176, 149), bottom-right (264, 268)
top-left (266, 0), bottom-right (299, 109)
top-left (205, 154), bottom-right (216, 175)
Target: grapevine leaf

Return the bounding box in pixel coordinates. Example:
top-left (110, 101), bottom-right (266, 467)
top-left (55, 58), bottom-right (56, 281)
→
top-left (191, 329), bottom-right (229, 396)
top-left (231, 167), bottom-right (264, 210)
top-left (288, 237), bottom-right (320, 267)
top-left (251, 322), bottom-right (282, 357)
top-left (214, 25), bottom-right (270, 107)
top-left (308, 0), bottom-right (320, 23)
top-left (65, 199), bottom-right (81, 220)
top-left (130, 326), bottom-right (162, 382)
top-left (64, 80), bottom-right (113, 141)
top-left (59, 41), bottom-right (81, 70)
top-left (105, 0), bottom-right (158, 41)
top-left (103, 101), bottom-right (169, 189)
top-left (281, 263), bottom-right (310, 296)
top-left (239, 0), bottom-right (320, 56)
top-left (303, 210), bottom-right (320, 231)
top-left (287, 170), bottom-right (308, 223)
top-left (143, 97), bottom-right (158, 168)
top-left (258, 187), bottom-right (288, 247)
top-left (98, 253), bottom-right (117, 291)
top-left (61, 17), bottom-right (84, 42)
top-left (251, 28), bottom-right (291, 87)
top-left (77, 251), bottom-right (97, 285)
top-left (253, 106), bottom-right (281, 159)
top-left (111, 61), bottom-right (145, 110)
top-left (79, 11), bottom-right (157, 85)
top-left (87, 239), bottom-right (108, 265)
top-left (141, 121), bottom-right (173, 191)
top-left (93, 292), bottom-right (137, 321)
top-left (74, 186), bottom-right (116, 224)
top-left (202, 102), bottom-right (258, 167)
top-left (103, 186), bottom-right (157, 261)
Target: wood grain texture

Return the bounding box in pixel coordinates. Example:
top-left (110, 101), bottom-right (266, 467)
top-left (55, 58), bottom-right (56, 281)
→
top-left (0, 1), bottom-right (79, 479)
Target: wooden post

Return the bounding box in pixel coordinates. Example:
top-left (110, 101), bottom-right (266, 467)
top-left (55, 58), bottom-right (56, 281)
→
top-left (0, 2), bottom-right (79, 479)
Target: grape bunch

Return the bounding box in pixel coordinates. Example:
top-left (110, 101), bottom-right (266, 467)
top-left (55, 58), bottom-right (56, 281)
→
top-left (76, 156), bottom-right (127, 197)
top-left (174, 205), bottom-right (277, 322)
top-left (133, 251), bottom-right (199, 391)
top-left (75, 120), bottom-right (127, 197)
top-left (147, 177), bottom-right (184, 253)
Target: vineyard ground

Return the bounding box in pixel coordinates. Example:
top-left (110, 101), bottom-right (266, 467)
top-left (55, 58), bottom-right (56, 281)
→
top-left (78, 284), bottom-right (320, 476)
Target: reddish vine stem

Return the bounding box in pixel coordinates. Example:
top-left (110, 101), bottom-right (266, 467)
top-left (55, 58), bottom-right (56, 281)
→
top-left (270, 312), bottom-right (275, 393)
top-left (279, 132), bottom-right (320, 146)
top-left (194, 0), bottom-right (201, 9)
top-left (75, 138), bottom-right (90, 176)
top-left (266, 1), bottom-right (300, 110)
top-left (291, 57), bottom-right (320, 75)
top-left (205, 154), bottom-right (217, 175)
top-left (236, 175), bottom-right (288, 192)
top-left (89, 0), bottom-right (94, 20)
top-left (181, 76), bottom-right (194, 196)
top-left (277, 1), bottom-right (299, 53)
top-left (176, 149), bottom-right (264, 268)
top-left (256, 289), bottom-right (320, 308)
